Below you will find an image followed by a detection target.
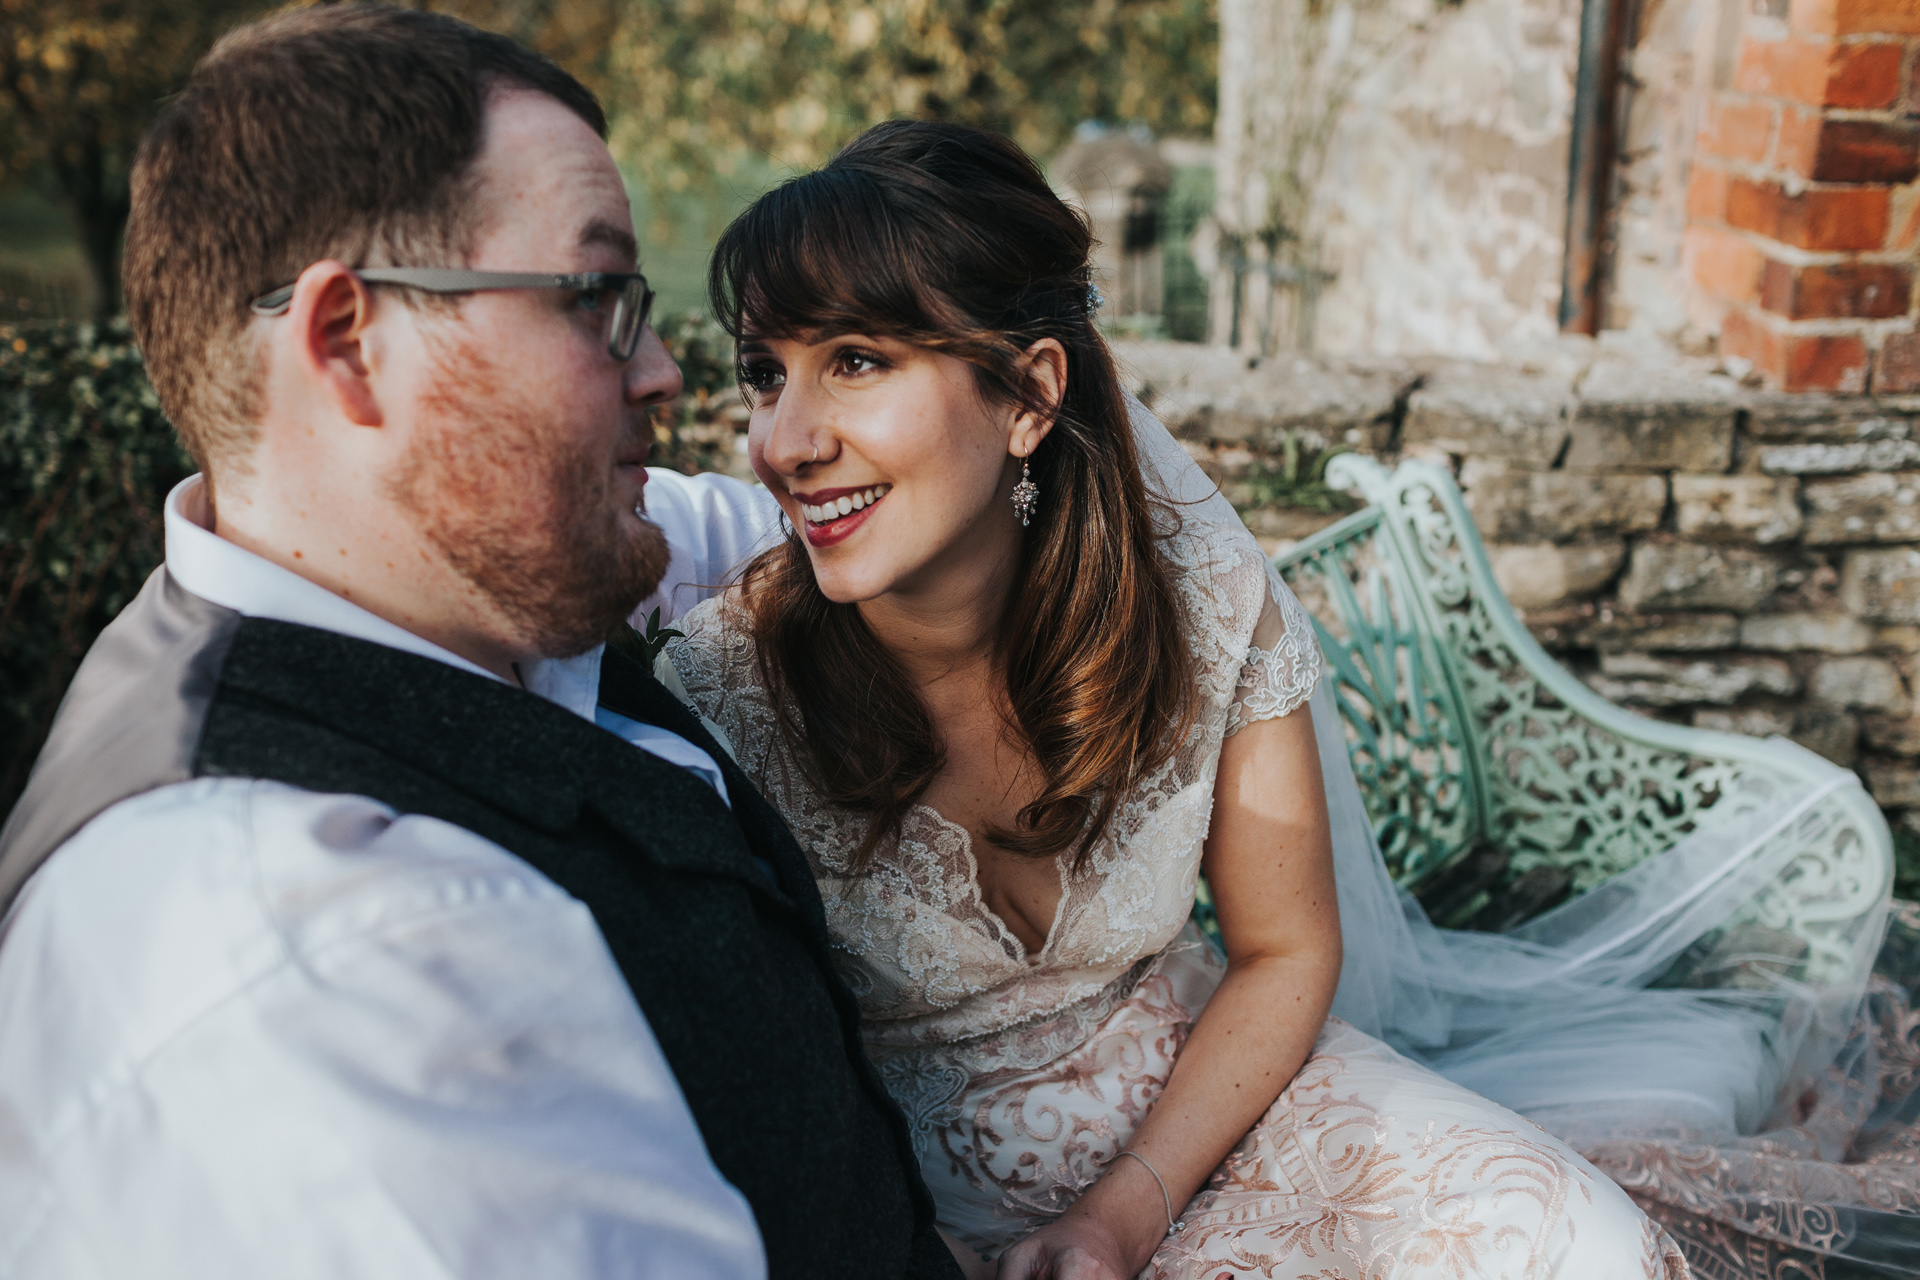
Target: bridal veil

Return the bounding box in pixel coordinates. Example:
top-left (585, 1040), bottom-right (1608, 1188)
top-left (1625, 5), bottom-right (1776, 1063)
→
top-left (1127, 395), bottom-right (1915, 1274)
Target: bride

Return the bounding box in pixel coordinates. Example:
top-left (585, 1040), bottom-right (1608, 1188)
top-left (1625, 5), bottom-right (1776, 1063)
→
top-left (662, 119), bottom-right (1686, 1279)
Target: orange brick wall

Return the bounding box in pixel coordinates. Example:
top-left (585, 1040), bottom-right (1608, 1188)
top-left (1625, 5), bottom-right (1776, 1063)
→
top-left (1685, 0), bottom-right (1919, 392)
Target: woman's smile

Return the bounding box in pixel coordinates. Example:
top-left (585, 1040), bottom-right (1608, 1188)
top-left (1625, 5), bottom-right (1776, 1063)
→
top-left (792, 482), bottom-right (893, 547)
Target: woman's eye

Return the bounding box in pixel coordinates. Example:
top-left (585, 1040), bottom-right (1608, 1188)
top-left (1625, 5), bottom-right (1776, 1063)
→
top-left (737, 361), bottom-right (785, 393)
top-left (836, 348), bottom-right (885, 376)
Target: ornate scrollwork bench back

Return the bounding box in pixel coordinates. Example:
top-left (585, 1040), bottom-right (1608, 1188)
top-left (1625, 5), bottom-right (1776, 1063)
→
top-left (1194, 455), bottom-right (1892, 989)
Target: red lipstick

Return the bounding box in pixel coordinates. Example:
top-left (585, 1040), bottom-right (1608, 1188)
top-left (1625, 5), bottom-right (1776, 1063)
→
top-left (791, 483), bottom-right (891, 548)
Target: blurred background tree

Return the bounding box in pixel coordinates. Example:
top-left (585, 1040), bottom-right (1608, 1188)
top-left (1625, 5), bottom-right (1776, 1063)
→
top-left (0, 0), bottom-right (270, 318)
top-left (0, 0), bottom-right (1216, 318)
top-left (608, 0), bottom-right (1215, 310)
top-left (608, 0), bottom-right (1214, 192)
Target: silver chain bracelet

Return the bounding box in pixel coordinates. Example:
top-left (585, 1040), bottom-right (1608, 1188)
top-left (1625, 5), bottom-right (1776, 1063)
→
top-left (1113, 1150), bottom-right (1186, 1237)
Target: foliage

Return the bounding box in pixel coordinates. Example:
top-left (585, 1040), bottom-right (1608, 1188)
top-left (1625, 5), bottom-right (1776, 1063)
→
top-left (0, 319), bottom-right (191, 811)
top-left (648, 310), bottom-right (752, 478)
top-left (1896, 826), bottom-right (1920, 902)
top-left (0, 0), bottom-right (270, 317)
top-left (606, 0), bottom-right (1216, 206)
top-left (422, 0), bottom-right (622, 91)
top-left (0, 0), bottom-right (638, 316)
top-left (0, 0), bottom-right (1214, 318)
top-left (1237, 431), bottom-right (1354, 514)
top-left (1161, 162), bottom-right (1215, 343)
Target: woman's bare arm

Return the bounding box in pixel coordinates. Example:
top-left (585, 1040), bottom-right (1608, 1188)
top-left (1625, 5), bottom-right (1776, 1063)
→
top-left (998, 631), bottom-right (1341, 1279)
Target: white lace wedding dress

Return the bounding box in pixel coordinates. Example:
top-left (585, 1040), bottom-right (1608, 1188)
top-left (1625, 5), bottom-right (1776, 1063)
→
top-left (666, 501), bottom-right (1687, 1279)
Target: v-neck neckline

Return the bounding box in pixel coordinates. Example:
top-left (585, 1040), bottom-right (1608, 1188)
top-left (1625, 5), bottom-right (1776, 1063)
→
top-left (910, 802), bottom-right (1073, 967)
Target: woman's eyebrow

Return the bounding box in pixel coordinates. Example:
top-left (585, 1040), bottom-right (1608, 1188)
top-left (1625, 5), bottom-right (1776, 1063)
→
top-left (736, 327), bottom-right (873, 348)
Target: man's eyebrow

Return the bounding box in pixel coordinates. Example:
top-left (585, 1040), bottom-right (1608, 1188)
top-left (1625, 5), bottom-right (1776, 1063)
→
top-left (580, 219), bottom-right (638, 264)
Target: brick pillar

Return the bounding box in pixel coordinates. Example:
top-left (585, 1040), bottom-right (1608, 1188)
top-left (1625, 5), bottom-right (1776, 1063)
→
top-left (1684, 0), bottom-right (1919, 392)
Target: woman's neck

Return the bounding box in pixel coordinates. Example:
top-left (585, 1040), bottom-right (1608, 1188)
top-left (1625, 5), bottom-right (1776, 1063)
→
top-left (856, 552), bottom-right (1015, 689)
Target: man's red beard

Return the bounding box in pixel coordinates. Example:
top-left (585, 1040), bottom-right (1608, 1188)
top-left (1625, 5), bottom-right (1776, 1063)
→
top-left (389, 330), bottom-right (669, 658)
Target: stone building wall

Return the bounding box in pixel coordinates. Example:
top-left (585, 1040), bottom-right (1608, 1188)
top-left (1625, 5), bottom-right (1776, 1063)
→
top-left (1113, 337), bottom-right (1920, 839)
top-left (1208, 0), bottom-right (1584, 359)
top-left (1210, 0), bottom-right (1917, 385)
top-left (1603, 0), bottom-right (1729, 343)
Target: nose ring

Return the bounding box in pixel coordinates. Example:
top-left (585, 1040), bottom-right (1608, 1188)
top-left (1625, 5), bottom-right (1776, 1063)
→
top-left (811, 444), bottom-right (819, 463)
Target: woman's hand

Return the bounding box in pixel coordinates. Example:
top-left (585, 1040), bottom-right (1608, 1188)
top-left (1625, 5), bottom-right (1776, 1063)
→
top-left (996, 1152), bottom-right (1174, 1279)
top-left (995, 1214), bottom-right (1139, 1280)
top-left (939, 1227), bottom-right (996, 1280)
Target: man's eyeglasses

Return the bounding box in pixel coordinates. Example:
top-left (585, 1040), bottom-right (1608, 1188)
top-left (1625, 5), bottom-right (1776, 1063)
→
top-left (250, 268), bottom-right (656, 361)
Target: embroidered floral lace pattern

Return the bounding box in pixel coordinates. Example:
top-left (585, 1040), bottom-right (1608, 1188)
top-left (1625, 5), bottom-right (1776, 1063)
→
top-left (668, 512), bottom-right (1686, 1276)
top-left (1157, 1018), bottom-right (1688, 1280)
top-left (885, 937), bottom-right (1686, 1279)
top-left (1226, 579), bottom-right (1320, 739)
top-left (1583, 899), bottom-right (1920, 1278)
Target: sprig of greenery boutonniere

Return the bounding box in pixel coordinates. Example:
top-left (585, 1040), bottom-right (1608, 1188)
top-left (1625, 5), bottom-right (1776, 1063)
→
top-left (639, 606), bottom-right (684, 665)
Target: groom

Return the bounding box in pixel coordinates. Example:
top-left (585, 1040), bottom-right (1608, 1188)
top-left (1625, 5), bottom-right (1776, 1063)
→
top-left (0, 7), bottom-right (959, 1279)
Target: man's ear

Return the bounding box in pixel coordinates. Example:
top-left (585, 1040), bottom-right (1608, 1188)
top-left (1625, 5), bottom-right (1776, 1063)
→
top-left (282, 260), bottom-right (383, 427)
top-left (1009, 337), bottom-right (1068, 456)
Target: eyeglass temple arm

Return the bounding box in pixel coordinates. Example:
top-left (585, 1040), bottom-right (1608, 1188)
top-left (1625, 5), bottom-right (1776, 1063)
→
top-left (249, 270), bottom-right (604, 317)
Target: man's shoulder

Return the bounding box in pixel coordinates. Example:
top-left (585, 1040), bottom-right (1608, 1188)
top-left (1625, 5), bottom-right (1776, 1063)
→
top-left (22, 775), bottom-right (561, 910)
top-left (643, 466), bottom-right (772, 512)
top-left (637, 469), bottom-right (783, 624)
top-left (0, 780), bottom-right (765, 1280)
top-left (2, 778), bottom-right (573, 1055)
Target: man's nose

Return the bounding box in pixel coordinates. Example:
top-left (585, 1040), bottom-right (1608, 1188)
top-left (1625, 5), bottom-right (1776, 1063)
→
top-left (624, 326), bottom-right (684, 406)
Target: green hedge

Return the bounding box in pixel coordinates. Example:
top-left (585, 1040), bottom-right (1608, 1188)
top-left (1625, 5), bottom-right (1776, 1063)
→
top-left (646, 311), bottom-right (748, 477)
top-left (0, 315), bottom-right (736, 816)
top-left (0, 320), bottom-right (189, 809)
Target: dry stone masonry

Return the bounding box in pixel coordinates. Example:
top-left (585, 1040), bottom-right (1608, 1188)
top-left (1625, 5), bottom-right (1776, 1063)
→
top-left (1112, 336), bottom-right (1920, 841)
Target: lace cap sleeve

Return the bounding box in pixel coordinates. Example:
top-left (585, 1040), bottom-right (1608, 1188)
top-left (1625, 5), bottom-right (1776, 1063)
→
top-left (1225, 576), bottom-right (1322, 737)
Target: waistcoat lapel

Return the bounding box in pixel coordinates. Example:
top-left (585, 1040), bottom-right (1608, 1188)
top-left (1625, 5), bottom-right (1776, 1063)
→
top-left (204, 620), bottom-right (783, 902)
top-left (594, 646), bottom-right (824, 921)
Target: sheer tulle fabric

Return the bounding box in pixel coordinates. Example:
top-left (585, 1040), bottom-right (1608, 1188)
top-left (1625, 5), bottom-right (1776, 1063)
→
top-left (1128, 399), bottom-right (1914, 1273)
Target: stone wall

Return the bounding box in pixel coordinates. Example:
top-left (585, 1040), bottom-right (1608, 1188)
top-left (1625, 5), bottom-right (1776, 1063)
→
top-left (1208, 0), bottom-right (1583, 359)
top-left (1602, 0), bottom-right (1726, 344)
top-left (1113, 337), bottom-right (1920, 838)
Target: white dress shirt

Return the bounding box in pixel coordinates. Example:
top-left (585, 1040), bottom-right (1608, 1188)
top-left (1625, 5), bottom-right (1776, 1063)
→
top-left (0, 473), bottom-right (770, 1279)
top-left (630, 467), bottom-right (783, 627)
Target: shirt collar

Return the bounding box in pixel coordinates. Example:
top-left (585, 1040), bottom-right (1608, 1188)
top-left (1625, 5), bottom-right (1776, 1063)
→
top-left (163, 474), bottom-right (604, 723)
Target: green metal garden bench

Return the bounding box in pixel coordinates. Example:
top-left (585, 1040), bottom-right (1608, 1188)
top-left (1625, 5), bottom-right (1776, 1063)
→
top-left (1198, 455), bottom-right (1893, 987)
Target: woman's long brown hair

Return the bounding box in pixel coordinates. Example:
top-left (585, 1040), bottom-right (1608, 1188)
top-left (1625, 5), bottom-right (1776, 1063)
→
top-left (710, 120), bottom-right (1195, 871)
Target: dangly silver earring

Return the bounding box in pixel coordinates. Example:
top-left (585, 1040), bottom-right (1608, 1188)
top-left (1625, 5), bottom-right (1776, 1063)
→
top-left (1011, 454), bottom-right (1039, 527)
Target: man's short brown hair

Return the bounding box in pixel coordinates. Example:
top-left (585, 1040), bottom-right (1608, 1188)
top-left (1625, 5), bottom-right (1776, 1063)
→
top-left (124, 3), bottom-right (605, 476)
